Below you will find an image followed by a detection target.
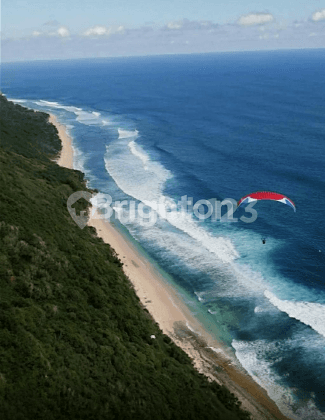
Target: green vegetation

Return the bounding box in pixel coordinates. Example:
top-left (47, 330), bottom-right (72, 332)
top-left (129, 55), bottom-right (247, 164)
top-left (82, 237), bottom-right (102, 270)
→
top-left (0, 94), bottom-right (251, 419)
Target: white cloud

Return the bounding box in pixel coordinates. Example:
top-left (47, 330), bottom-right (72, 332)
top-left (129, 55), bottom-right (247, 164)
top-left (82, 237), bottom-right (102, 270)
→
top-left (29, 27), bottom-right (70, 38)
top-left (83, 25), bottom-right (125, 37)
top-left (238, 13), bottom-right (274, 26)
top-left (312, 9), bottom-right (325, 22)
top-left (4, 11), bottom-right (325, 63)
top-left (84, 26), bottom-right (108, 36)
top-left (57, 26), bottom-right (70, 37)
top-left (164, 18), bottom-right (218, 31)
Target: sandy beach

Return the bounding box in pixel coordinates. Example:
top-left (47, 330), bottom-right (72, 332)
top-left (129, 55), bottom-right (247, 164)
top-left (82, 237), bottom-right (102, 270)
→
top-left (49, 114), bottom-right (74, 169)
top-left (51, 113), bottom-right (291, 420)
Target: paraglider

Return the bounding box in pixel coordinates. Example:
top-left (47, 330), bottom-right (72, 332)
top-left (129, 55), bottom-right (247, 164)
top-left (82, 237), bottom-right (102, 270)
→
top-left (237, 191), bottom-right (296, 212)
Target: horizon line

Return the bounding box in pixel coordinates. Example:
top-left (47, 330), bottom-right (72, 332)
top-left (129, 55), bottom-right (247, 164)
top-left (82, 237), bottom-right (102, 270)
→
top-left (1, 46), bottom-right (325, 65)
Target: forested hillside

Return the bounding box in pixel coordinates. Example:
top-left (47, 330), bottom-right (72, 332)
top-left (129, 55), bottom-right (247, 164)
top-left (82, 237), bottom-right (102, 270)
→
top-left (0, 94), bottom-right (251, 420)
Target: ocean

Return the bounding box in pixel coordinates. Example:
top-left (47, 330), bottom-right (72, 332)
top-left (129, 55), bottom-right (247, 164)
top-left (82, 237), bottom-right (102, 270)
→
top-left (2, 49), bottom-right (325, 419)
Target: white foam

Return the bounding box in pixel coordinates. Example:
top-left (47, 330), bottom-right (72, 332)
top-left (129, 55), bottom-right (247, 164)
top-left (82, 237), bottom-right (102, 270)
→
top-left (75, 110), bottom-right (102, 125)
top-left (35, 101), bottom-right (81, 114)
top-left (128, 140), bottom-right (149, 170)
top-left (156, 206), bottom-right (238, 264)
top-left (105, 133), bottom-right (171, 204)
top-left (106, 134), bottom-right (239, 264)
top-left (71, 143), bottom-right (88, 175)
top-left (34, 100), bottom-right (106, 126)
top-left (194, 291), bottom-right (205, 302)
top-left (232, 339), bottom-right (325, 419)
top-left (254, 306), bottom-right (266, 313)
top-left (118, 128), bottom-right (139, 139)
top-left (265, 290), bottom-right (325, 338)
top-left (228, 233), bottom-right (325, 302)
top-left (38, 100), bottom-right (61, 106)
top-left (104, 113), bottom-right (320, 304)
top-left (293, 399), bottom-right (325, 420)
top-left (8, 98), bottom-right (27, 103)
top-left (122, 210), bottom-right (299, 304)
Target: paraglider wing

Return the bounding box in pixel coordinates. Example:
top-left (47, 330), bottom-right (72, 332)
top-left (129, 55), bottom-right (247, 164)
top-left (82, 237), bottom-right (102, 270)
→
top-left (237, 191), bottom-right (296, 212)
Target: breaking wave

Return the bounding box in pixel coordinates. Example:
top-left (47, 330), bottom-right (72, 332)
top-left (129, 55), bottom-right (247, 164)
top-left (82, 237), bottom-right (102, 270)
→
top-left (104, 134), bottom-right (238, 264)
top-left (265, 290), bottom-right (325, 338)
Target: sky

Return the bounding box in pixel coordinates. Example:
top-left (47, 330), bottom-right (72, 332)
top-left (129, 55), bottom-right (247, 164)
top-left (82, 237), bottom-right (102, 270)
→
top-left (1, 0), bottom-right (325, 62)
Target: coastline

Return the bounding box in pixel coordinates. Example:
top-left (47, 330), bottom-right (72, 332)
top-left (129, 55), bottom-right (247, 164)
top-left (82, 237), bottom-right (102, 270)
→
top-left (51, 112), bottom-right (291, 420)
top-left (49, 114), bottom-right (74, 169)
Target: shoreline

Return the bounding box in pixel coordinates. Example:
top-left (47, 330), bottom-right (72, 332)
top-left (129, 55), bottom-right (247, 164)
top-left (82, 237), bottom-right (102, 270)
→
top-left (50, 112), bottom-right (291, 420)
top-left (49, 114), bottom-right (74, 169)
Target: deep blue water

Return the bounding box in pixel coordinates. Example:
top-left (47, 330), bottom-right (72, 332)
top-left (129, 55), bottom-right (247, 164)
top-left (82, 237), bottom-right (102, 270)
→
top-left (2, 49), bottom-right (325, 419)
